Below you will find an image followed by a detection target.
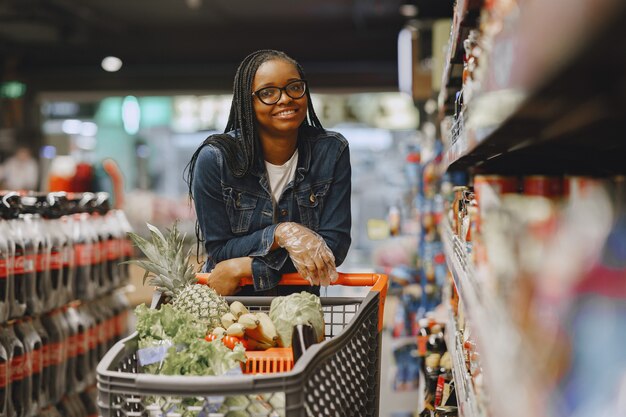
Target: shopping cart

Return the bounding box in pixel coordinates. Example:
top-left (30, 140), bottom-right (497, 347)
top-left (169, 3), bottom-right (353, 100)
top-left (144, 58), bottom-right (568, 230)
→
top-left (96, 272), bottom-right (388, 417)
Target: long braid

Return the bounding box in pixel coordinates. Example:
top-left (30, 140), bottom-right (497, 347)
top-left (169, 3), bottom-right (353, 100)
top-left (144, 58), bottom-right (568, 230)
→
top-left (185, 49), bottom-right (325, 260)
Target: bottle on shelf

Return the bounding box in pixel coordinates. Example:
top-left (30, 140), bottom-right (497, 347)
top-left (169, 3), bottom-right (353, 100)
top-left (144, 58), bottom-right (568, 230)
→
top-left (13, 317), bottom-right (42, 416)
top-left (0, 202), bottom-right (12, 324)
top-left (64, 304), bottom-right (89, 395)
top-left (0, 323), bottom-right (27, 417)
top-left (30, 315), bottom-right (51, 410)
top-left (3, 194), bottom-right (27, 319)
top-left (69, 193), bottom-right (99, 301)
top-left (40, 309), bottom-right (68, 405)
top-left (20, 195), bottom-right (51, 317)
top-left (40, 193), bottom-right (72, 311)
top-left (0, 332), bottom-right (8, 416)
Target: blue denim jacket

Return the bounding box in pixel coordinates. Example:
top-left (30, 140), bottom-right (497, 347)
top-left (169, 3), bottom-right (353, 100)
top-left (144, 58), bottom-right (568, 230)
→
top-left (192, 128), bottom-right (352, 291)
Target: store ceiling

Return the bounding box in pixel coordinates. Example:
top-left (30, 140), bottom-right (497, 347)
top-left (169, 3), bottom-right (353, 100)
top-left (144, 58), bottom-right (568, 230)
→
top-left (0, 0), bottom-right (454, 95)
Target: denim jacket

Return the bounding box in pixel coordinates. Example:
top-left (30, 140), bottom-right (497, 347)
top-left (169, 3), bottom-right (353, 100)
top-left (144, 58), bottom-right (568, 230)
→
top-left (192, 128), bottom-right (352, 291)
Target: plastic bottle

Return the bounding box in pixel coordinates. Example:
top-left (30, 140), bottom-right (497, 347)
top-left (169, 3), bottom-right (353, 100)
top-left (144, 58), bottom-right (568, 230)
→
top-left (86, 300), bottom-right (108, 366)
top-left (30, 316), bottom-right (50, 409)
top-left (84, 301), bottom-right (105, 368)
top-left (97, 193), bottom-right (122, 292)
top-left (99, 296), bottom-right (115, 353)
top-left (70, 193), bottom-right (100, 300)
top-left (92, 193), bottom-right (112, 295)
top-left (13, 318), bottom-right (41, 417)
top-left (40, 310), bottom-right (67, 404)
top-left (55, 193), bottom-right (76, 304)
top-left (0, 323), bottom-right (27, 417)
top-left (0, 210), bottom-right (12, 324)
top-left (39, 194), bottom-right (69, 311)
top-left (60, 307), bottom-right (77, 396)
top-left (64, 304), bottom-right (89, 394)
top-left (77, 304), bottom-right (97, 385)
top-left (110, 290), bottom-right (130, 344)
top-left (82, 193), bottom-right (105, 298)
top-left (103, 207), bottom-right (123, 290)
top-left (0, 332), bottom-right (9, 417)
top-left (20, 195), bottom-right (50, 317)
top-left (2, 194), bottom-right (27, 319)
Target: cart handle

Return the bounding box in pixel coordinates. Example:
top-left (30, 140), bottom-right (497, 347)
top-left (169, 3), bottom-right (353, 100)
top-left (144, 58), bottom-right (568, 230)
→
top-left (196, 272), bottom-right (383, 288)
top-left (197, 272), bottom-right (388, 332)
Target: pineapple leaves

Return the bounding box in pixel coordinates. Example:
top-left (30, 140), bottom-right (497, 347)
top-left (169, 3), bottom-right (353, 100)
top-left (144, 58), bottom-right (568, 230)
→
top-left (126, 230), bottom-right (161, 265)
top-left (123, 221), bottom-right (197, 293)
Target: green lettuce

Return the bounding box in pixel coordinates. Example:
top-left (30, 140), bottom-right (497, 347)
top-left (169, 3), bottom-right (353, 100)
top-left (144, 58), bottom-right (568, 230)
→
top-left (134, 303), bottom-right (246, 376)
top-left (135, 303), bottom-right (207, 346)
top-left (269, 292), bottom-right (325, 347)
top-left (159, 338), bottom-right (246, 376)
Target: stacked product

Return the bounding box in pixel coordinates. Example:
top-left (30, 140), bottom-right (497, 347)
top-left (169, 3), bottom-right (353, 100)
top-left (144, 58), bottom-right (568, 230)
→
top-left (443, 174), bottom-right (626, 417)
top-left (0, 190), bottom-right (133, 417)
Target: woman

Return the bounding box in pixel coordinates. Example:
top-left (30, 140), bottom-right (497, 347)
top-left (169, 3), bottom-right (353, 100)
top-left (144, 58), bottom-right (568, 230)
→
top-left (186, 49), bottom-right (351, 296)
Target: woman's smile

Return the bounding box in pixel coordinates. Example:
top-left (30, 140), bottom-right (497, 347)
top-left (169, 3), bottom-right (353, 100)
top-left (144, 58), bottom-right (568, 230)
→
top-left (273, 108), bottom-right (299, 119)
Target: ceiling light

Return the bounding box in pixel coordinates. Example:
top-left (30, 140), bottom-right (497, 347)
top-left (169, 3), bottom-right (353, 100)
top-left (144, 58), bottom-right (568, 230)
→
top-left (122, 96), bottom-right (141, 135)
top-left (101, 56), bottom-right (123, 72)
top-left (62, 119), bottom-right (82, 135)
top-left (186, 0), bottom-right (202, 9)
top-left (80, 121), bottom-right (98, 137)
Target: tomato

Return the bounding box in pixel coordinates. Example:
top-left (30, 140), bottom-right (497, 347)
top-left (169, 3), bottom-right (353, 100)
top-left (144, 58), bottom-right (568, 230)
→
top-left (223, 336), bottom-right (248, 350)
top-left (204, 333), bottom-right (248, 350)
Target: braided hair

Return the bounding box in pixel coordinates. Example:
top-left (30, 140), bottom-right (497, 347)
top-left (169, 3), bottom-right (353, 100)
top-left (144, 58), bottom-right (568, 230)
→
top-left (185, 49), bottom-right (325, 257)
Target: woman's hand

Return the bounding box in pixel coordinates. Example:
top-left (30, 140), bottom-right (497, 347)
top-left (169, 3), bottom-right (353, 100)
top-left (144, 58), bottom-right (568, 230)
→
top-left (207, 257), bottom-right (252, 295)
top-left (275, 222), bottom-right (338, 286)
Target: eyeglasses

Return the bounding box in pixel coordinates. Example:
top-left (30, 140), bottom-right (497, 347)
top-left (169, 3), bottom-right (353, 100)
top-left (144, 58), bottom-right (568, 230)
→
top-left (252, 80), bottom-right (307, 105)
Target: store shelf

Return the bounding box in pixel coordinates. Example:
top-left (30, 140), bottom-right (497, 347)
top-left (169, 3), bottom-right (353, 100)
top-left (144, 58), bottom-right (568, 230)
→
top-left (440, 222), bottom-right (482, 320)
top-left (443, 285), bottom-right (484, 417)
top-left (440, 0), bottom-right (626, 174)
top-left (441, 221), bottom-right (539, 417)
top-left (438, 0), bottom-right (483, 113)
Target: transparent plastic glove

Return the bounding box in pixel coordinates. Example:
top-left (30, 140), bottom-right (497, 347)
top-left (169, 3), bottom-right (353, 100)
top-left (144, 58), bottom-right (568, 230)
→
top-left (275, 222), bottom-right (338, 286)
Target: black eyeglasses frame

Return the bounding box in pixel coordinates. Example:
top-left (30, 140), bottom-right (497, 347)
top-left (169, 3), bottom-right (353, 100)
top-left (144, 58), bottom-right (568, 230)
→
top-left (252, 79), bottom-right (308, 105)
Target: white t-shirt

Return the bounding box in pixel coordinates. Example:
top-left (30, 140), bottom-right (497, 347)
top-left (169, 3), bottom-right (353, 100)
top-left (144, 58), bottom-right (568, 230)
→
top-left (265, 149), bottom-right (299, 204)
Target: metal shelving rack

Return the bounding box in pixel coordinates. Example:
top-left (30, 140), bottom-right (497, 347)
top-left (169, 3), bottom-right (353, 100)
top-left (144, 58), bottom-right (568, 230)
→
top-left (440, 0), bottom-right (626, 175)
top-left (441, 221), bottom-right (540, 417)
top-left (442, 281), bottom-right (483, 417)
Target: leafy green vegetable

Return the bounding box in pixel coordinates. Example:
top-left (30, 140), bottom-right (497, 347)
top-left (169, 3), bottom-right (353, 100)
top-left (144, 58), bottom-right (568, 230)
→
top-left (269, 292), bottom-right (325, 347)
top-left (134, 303), bottom-right (246, 376)
top-left (159, 338), bottom-right (246, 376)
top-left (135, 304), bottom-right (206, 345)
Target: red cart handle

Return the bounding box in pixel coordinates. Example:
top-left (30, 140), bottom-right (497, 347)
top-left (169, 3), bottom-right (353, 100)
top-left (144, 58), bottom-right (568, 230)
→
top-left (196, 272), bottom-right (388, 332)
top-left (196, 272), bottom-right (383, 288)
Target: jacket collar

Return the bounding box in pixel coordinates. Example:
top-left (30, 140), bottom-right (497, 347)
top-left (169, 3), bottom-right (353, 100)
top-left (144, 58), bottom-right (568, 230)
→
top-left (248, 129), bottom-right (312, 183)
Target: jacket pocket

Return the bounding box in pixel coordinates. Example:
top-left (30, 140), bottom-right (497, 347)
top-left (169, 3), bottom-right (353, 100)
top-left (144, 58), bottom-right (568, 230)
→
top-left (295, 182), bottom-right (330, 230)
top-left (223, 188), bottom-right (259, 234)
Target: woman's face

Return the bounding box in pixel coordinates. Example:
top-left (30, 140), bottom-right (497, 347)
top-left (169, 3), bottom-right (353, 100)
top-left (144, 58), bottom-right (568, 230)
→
top-left (252, 59), bottom-right (308, 138)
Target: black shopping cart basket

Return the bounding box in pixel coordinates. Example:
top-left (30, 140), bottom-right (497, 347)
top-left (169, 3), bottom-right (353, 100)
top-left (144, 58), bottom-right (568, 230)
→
top-left (96, 272), bottom-right (388, 417)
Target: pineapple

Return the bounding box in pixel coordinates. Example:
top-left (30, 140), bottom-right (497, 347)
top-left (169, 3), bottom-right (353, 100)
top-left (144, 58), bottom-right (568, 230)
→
top-left (126, 222), bottom-right (229, 331)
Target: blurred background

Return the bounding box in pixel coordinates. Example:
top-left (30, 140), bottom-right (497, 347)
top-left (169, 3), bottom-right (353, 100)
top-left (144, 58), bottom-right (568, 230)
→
top-left (2, 1), bottom-right (626, 417)
top-left (0, 0), bottom-right (451, 251)
top-left (0, 1), bottom-right (455, 415)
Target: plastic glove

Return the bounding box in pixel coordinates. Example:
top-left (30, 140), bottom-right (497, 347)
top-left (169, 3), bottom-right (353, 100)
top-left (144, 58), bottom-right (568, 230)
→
top-left (275, 222), bottom-right (338, 286)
